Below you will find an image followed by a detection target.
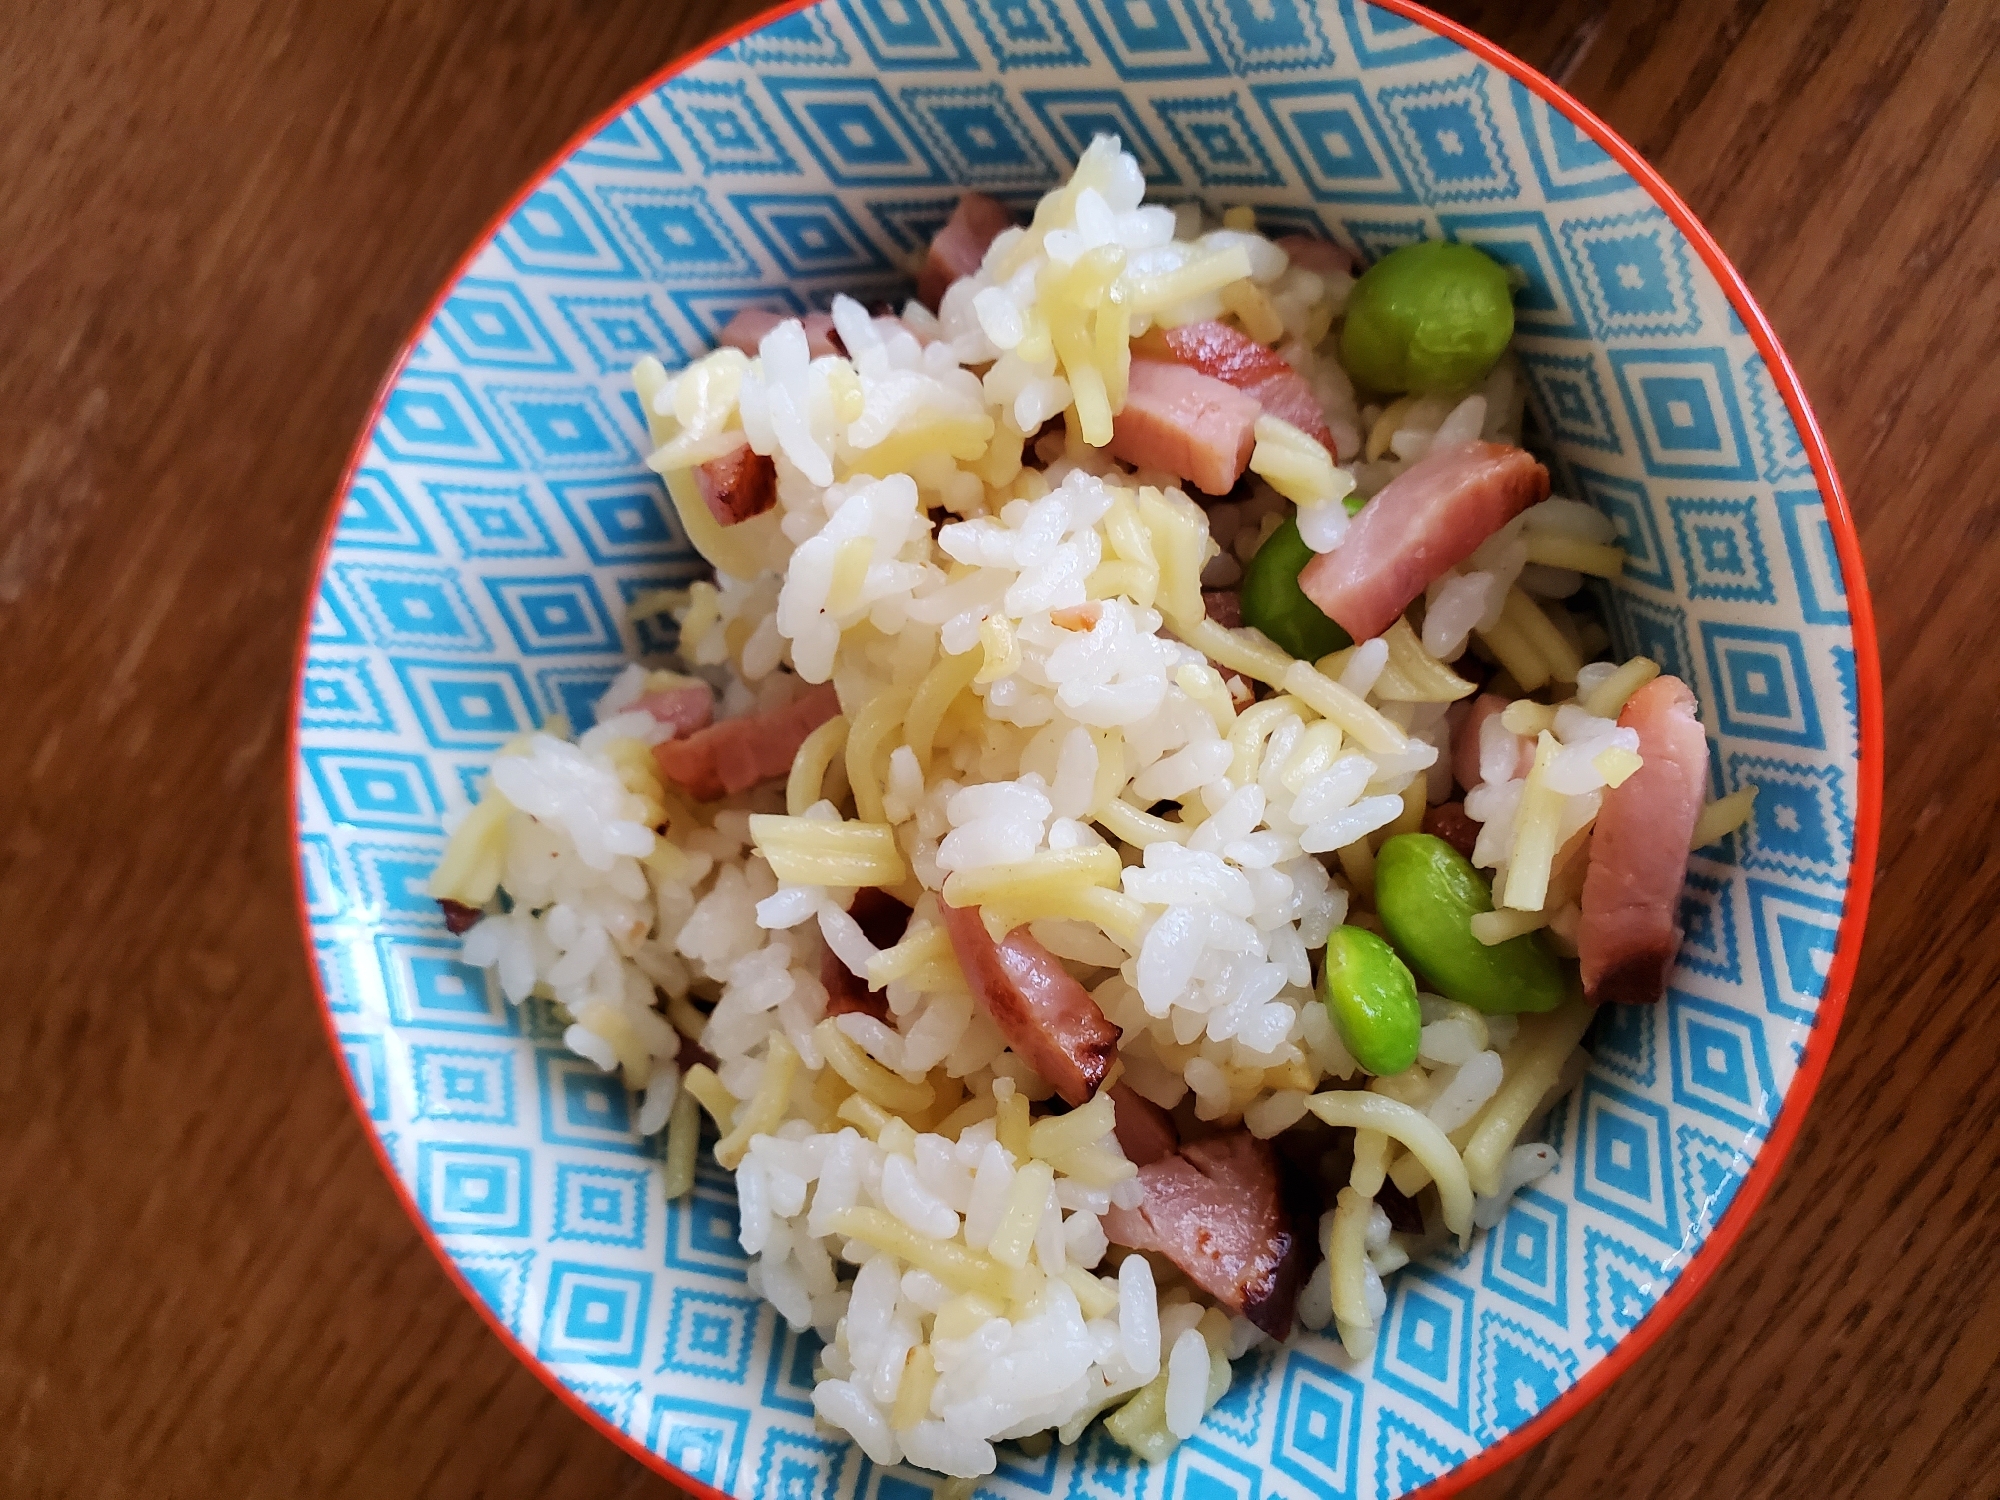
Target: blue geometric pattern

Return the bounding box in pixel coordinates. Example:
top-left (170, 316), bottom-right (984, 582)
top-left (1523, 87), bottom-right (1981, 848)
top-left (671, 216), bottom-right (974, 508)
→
top-left (1669, 495), bottom-right (1774, 603)
top-left (292, 5), bottom-right (1865, 1497)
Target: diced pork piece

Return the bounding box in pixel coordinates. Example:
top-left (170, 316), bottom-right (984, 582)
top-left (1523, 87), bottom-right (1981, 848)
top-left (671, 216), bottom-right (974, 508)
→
top-left (1160, 320), bottom-right (1340, 457)
top-left (633, 674), bottom-right (715, 738)
top-left (1108, 358), bottom-right (1261, 497)
top-left (939, 901), bottom-right (1121, 1107)
top-left (1422, 801), bottom-right (1482, 862)
top-left (1109, 1083), bottom-right (1179, 1168)
top-left (1298, 441), bottom-right (1549, 643)
top-left (1451, 692), bottom-right (1534, 791)
top-left (1102, 1130), bottom-right (1306, 1339)
top-left (917, 192), bottom-right (1016, 310)
top-left (653, 682), bottom-right (842, 802)
top-left (1579, 675), bottom-right (1709, 1005)
top-left (695, 441), bottom-right (778, 527)
top-left (438, 899), bottom-right (482, 934)
top-left (821, 888), bottom-right (913, 1022)
top-left (717, 308), bottom-right (840, 359)
top-left (1275, 234), bottom-right (1358, 280)
top-left (1202, 589), bottom-right (1243, 628)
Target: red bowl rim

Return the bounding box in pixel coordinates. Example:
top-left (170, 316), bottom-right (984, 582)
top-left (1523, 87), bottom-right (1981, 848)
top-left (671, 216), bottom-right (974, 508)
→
top-left (286, 2), bottom-right (1883, 1495)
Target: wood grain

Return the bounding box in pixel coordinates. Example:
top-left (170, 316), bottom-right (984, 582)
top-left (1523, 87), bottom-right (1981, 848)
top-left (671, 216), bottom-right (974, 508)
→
top-left (2, 1), bottom-right (1995, 1496)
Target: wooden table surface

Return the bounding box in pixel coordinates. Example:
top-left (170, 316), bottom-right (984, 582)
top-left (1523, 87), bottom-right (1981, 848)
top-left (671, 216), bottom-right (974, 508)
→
top-left (5, 0), bottom-right (1998, 1495)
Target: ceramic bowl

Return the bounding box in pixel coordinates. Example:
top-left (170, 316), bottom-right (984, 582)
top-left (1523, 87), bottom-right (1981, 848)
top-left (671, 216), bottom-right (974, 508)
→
top-left (291, 2), bottom-right (1880, 1495)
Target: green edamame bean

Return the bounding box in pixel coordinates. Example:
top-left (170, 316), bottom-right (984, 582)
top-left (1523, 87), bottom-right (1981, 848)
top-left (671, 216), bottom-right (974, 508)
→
top-left (1374, 833), bottom-right (1565, 1015)
top-left (1320, 925), bottom-right (1422, 1076)
top-left (1241, 516), bottom-right (1351, 661)
top-left (1339, 241), bottom-right (1515, 395)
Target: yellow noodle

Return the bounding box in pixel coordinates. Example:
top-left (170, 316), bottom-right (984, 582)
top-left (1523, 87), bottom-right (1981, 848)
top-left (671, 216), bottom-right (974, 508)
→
top-left (892, 1344), bottom-right (938, 1431)
top-left (815, 1018), bottom-right (933, 1115)
top-left (1086, 560), bottom-right (1156, 603)
top-left (866, 922), bottom-right (956, 989)
top-left (1096, 297), bottom-right (1133, 409)
top-left (1475, 610), bottom-right (1550, 691)
top-left (1055, 322), bottom-right (1114, 447)
top-left (985, 885), bottom-right (1145, 944)
top-left (996, 1089), bottom-right (1031, 1159)
top-left (665, 992), bottom-right (708, 1044)
top-left (1328, 1186), bottom-right (1375, 1329)
top-left (1523, 533), bottom-right (1627, 577)
top-left (828, 1208), bottom-right (1029, 1303)
top-left (1350, 1129), bottom-right (1390, 1196)
top-left (836, 1091), bottom-right (891, 1140)
top-left (932, 1091), bottom-right (999, 1140)
top-left (748, 815), bottom-right (907, 887)
top-left (1389, 776), bottom-right (1427, 838)
top-left (1691, 785), bottom-right (1759, 848)
top-left (1378, 618), bottom-right (1477, 703)
top-left (574, 1000), bottom-right (650, 1088)
top-left (1062, 1265), bottom-right (1121, 1320)
top-left (714, 1033), bottom-right (798, 1170)
top-left (987, 1160), bottom-right (1055, 1269)
top-left (1124, 243), bottom-right (1254, 315)
top-left (1026, 1091), bottom-right (1116, 1163)
top-left (427, 790), bottom-right (513, 906)
top-left (824, 536), bottom-right (874, 616)
top-left (1462, 999), bottom-right (1594, 1197)
top-left (1365, 395), bottom-right (1418, 462)
top-left (1471, 906), bottom-right (1550, 944)
top-left (1184, 616), bottom-right (1295, 688)
top-left (1581, 656), bottom-right (1660, 719)
top-left (1500, 700), bottom-right (1557, 736)
top-left (1096, 795), bottom-right (1191, 848)
top-left (844, 416), bottom-right (996, 476)
top-left (1281, 660), bottom-right (1410, 755)
top-left (1504, 587), bottom-right (1584, 683)
top-left (1220, 278), bottom-right (1285, 344)
top-left (975, 613), bottom-right (1019, 686)
top-left (845, 686), bottom-right (915, 825)
top-left (1229, 696), bottom-right (1308, 785)
top-left (1304, 1089), bottom-right (1474, 1239)
top-left (1135, 487), bottom-right (1210, 630)
top-left (785, 715), bottom-right (851, 817)
top-left (1593, 746), bottom-right (1643, 788)
top-left (1088, 728), bottom-right (1127, 814)
top-left (941, 846), bottom-right (1124, 908)
top-left (1278, 719), bottom-right (1344, 793)
top-left (1250, 413), bottom-right (1348, 507)
top-left (659, 1086), bottom-right (701, 1201)
top-left (906, 648), bottom-right (980, 776)
top-left (1336, 839), bottom-right (1376, 899)
top-left (1500, 733), bottom-right (1563, 912)
top-left (1175, 661), bottom-right (1236, 735)
top-left (681, 1063), bottom-right (736, 1130)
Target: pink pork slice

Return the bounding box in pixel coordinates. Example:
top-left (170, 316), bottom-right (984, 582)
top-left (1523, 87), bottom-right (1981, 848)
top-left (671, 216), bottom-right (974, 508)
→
top-left (1578, 675), bottom-right (1710, 1005)
top-left (1108, 1084), bottom-right (1179, 1169)
top-left (652, 682), bottom-right (841, 803)
top-left (1298, 440), bottom-right (1550, 643)
top-left (1275, 234), bottom-right (1358, 279)
top-left (1451, 692), bottom-right (1536, 792)
top-left (1159, 320), bottom-right (1340, 458)
top-left (1103, 1130), bottom-right (1306, 1339)
top-left (939, 901), bottom-right (1121, 1107)
top-left (1108, 358), bottom-right (1261, 497)
top-left (633, 676), bottom-right (715, 739)
top-left (917, 192), bottom-right (1016, 310)
top-left (717, 308), bottom-right (840, 360)
top-left (695, 441), bottom-right (778, 526)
